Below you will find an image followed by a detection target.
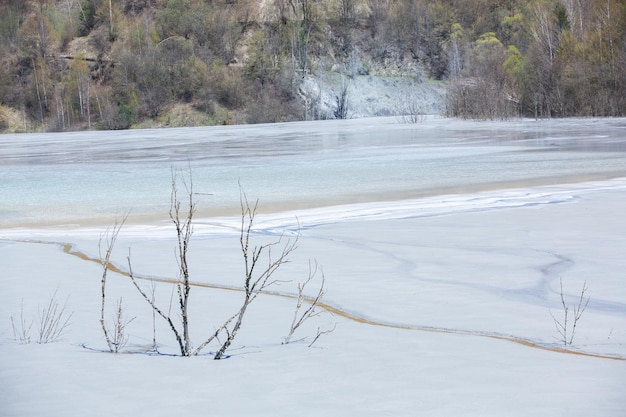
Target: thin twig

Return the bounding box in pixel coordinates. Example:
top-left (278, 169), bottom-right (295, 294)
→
top-left (283, 260), bottom-right (326, 345)
top-left (308, 323), bottom-right (336, 348)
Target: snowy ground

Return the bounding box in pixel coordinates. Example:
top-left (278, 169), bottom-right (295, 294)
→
top-left (1, 117), bottom-right (625, 416)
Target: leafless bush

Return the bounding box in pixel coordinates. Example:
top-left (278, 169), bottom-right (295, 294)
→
top-left (11, 300), bottom-right (33, 344)
top-left (550, 278), bottom-right (590, 346)
top-left (36, 289), bottom-right (74, 344)
top-left (212, 189), bottom-right (299, 359)
top-left (109, 297), bottom-right (135, 353)
top-left (398, 91), bottom-right (427, 124)
top-left (283, 260), bottom-right (327, 345)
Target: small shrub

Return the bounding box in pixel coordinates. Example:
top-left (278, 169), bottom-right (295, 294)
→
top-left (10, 289), bottom-right (74, 345)
top-left (37, 289), bottom-right (74, 344)
top-left (11, 300), bottom-right (33, 344)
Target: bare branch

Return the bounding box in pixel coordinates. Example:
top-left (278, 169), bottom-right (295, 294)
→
top-left (308, 323), bottom-right (336, 348)
top-left (192, 311), bottom-right (238, 356)
top-left (214, 187), bottom-right (299, 359)
top-left (127, 250), bottom-right (187, 355)
top-left (569, 280), bottom-right (590, 345)
top-left (283, 260), bottom-right (326, 345)
top-left (99, 214), bottom-right (128, 352)
top-left (149, 279), bottom-right (158, 352)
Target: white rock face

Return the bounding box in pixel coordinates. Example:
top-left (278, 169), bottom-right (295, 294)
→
top-left (299, 72), bottom-right (447, 119)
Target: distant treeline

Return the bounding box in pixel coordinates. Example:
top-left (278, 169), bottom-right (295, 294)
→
top-left (1, 0), bottom-right (624, 132)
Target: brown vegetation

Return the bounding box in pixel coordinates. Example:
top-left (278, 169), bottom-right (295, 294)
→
top-left (0, 0), bottom-right (624, 131)
top-left (445, 0), bottom-right (626, 119)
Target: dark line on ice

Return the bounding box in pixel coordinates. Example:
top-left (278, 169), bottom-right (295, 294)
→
top-left (3, 238), bottom-right (624, 361)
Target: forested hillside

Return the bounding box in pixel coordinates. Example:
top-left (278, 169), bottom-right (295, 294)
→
top-left (1, 0), bottom-right (624, 132)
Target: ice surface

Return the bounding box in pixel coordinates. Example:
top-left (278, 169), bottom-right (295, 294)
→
top-left (2, 116), bottom-right (626, 227)
top-left (1, 117), bottom-right (625, 416)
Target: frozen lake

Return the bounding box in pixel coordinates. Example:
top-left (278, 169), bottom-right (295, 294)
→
top-left (2, 116), bottom-right (626, 227)
top-left (1, 117), bottom-right (626, 416)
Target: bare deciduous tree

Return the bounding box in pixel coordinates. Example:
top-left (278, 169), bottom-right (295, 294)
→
top-left (99, 170), bottom-right (326, 358)
top-left (99, 216), bottom-right (128, 353)
top-left (213, 189), bottom-right (299, 359)
top-left (122, 170), bottom-right (203, 356)
top-left (550, 278), bottom-right (590, 346)
top-left (168, 169), bottom-right (195, 353)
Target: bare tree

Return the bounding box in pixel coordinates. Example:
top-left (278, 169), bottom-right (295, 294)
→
top-left (550, 278), bottom-right (590, 346)
top-left (123, 170), bottom-right (200, 356)
top-left (99, 170), bottom-right (325, 358)
top-left (213, 189), bottom-right (299, 359)
top-left (99, 216), bottom-right (127, 353)
top-left (121, 172), bottom-right (299, 358)
top-left (98, 172), bottom-right (202, 356)
top-left (529, 2), bottom-right (565, 117)
top-left (168, 168), bottom-right (195, 353)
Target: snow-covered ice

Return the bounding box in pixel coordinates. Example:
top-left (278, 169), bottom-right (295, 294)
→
top-left (1, 117), bottom-right (625, 416)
